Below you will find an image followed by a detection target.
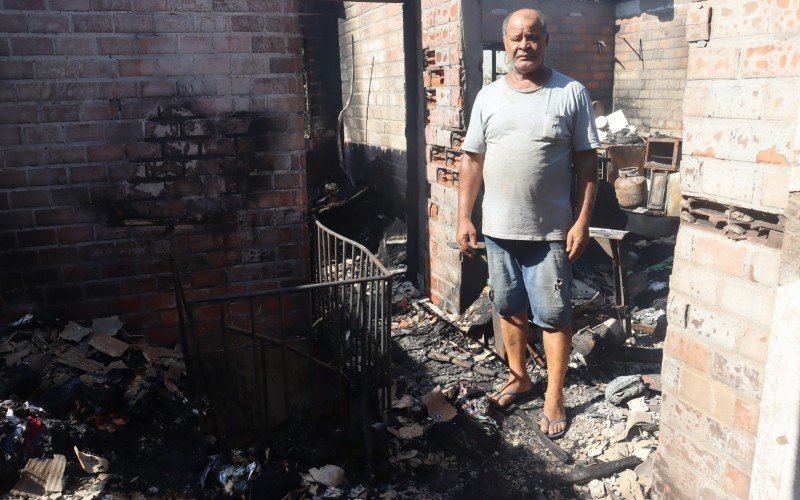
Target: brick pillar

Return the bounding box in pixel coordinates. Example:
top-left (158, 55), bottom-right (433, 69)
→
top-left (654, 1), bottom-right (800, 498)
top-left (420, 0), bottom-right (466, 312)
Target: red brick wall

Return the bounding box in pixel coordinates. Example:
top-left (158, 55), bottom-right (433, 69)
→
top-left (481, 0), bottom-right (616, 107)
top-left (338, 2), bottom-right (408, 214)
top-left (0, 0), bottom-right (309, 342)
top-left (613, 0), bottom-right (690, 136)
top-left (421, 0), bottom-right (465, 312)
top-left (655, 0), bottom-right (799, 497)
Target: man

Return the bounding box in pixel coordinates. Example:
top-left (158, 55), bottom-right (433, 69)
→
top-left (457, 8), bottom-right (599, 439)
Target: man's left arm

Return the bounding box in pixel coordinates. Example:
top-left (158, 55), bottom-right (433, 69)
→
top-left (566, 148), bottom-right (598, 263)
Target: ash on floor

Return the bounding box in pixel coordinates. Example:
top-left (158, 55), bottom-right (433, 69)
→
top-left (0, 237), bottom-right (672, 500)
top-left (375, 292), bottom-right (661, 499)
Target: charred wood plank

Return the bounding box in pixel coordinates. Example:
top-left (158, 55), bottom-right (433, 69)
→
top-left (512, 408), bottom-right (571, 464)
top-left (559, 456), bottom-right (642, 485)
top-left (456, 286), bottom-right (493, 341)
top-left (426, 351), bottom-right (506, 380)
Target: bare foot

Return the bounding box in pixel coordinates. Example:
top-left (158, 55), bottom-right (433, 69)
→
top-left (540, 390), bottom-right (567, 435)
top-left (489, 376), bottom-right (535, 408)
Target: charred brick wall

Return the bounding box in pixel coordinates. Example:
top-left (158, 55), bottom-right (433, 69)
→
top-left (480, 0), bottom-right (616, 108)
top-left (0, 0), bottom-right (309, 342)
top-left (613, 0), bottom-right (691, 136)
top-left (299, 1), bottom-right (341, 143)
top-left (655, 1), bottom-right (800, 497)
top-left (338, 1), bottom-right (408, 214)
top-left (298, 1), bottom-right (342, 192)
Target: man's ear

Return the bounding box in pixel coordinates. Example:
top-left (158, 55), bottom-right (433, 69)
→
top-left (545, 33), bottom-right (550, 46)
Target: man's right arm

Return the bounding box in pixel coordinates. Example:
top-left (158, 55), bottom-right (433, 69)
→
top-left (457, 151), bottom-right (485, 258)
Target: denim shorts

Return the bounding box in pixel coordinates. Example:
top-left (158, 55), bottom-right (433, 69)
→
top-left (485, 236), bottom-right (573, 330)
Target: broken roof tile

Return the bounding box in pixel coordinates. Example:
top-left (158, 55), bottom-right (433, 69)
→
top-left (57, 349), bottom-right (105, 373)
top-left (11, 455), bottom-right (66, 497)
top-left (89, 333), bottom-right (131, 358)
top-left (91, 316), bottom-right (124, 336)
top-left (59, 321), bottom-right (93, 343)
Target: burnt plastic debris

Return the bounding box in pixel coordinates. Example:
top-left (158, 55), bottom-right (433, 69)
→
top-left (201, 454), bottom-right (259, 494)
top-left (8, 315), bottom-right (34, 329)
top-left (0, 317), bottom-right (206, 496)
top-left (1, 400), bottom-right (48, 492)
top-left (377, 218), bottom-right (407, 269)
top-left (605, 375), bottom-right (647, 406)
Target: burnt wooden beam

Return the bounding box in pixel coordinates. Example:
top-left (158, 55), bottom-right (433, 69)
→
top-left (559, 456), bottom-right (642, 485)
top-left (512, 408), bottom-right (572, 464)
top-left (426, 351), bottom-right (506, 380)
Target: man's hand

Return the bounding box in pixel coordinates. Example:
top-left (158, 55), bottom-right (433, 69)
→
top-left (458, 152), bottom-right (484, 259)
top-left (568, 148), bottom-right (597, 263)
top-left (456, 219), bottom-right (479, 258)
top-left (566, 220), bottom-right (589, 263)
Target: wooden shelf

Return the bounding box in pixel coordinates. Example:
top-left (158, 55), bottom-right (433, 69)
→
top-left (644, 137), bottom-right (681, 171)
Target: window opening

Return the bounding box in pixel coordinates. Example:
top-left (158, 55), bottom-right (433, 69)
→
top-left (482, 43), bottom-right (509, 86)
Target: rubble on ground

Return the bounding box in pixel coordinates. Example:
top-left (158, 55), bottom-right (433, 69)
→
top-left (355, 234), bottom-right (672, 498)
top-left (0, 315), bottom-right (322, 499)
top-left (1, 234), bottom-right (672, 499)
top-left (376, 297), bottom-right (663, 498)
top-left (0, 315), bottom-right (212, 497)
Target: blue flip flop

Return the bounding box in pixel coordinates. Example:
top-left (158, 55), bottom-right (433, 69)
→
top-left (488, 387), bottom-right (537, 410)
top-left (540, 414), bottom-right (568, 439)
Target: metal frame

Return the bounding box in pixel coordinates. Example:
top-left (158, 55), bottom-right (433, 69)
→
top-left (174, 220), bottom-right (393, 441)
top-left (313, 220), bottom-right (394, 419)
top-left (589, 228), bottom-right (632, 338)
top-left (482, 42), bottom-right (508, 83)
top-left (646, 170), bottom-right (669, 212)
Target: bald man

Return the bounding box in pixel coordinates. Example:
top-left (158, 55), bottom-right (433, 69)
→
top-left (457, 9), bottom-right (599, 438)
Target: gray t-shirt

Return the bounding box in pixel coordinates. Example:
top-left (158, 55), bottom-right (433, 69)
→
top-left (462, 70), bottom-right (600, 240)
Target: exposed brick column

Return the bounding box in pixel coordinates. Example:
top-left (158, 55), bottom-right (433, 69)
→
top-left (749, 186), bottom-right (800, 498)
top-left (420, 0), bottom-right (465, 312)
top-left (654, 1), bottom-right (800, 497)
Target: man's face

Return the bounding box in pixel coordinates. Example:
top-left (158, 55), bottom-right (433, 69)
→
top-left (503, 12), bottom-right (548, 76)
